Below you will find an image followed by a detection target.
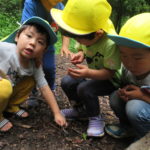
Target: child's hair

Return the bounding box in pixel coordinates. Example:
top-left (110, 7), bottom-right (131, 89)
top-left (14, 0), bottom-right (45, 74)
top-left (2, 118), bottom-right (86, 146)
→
top-left (17, 23), bottom-right (50, 46)
top-left (60, 28), bottom-right (96, 40)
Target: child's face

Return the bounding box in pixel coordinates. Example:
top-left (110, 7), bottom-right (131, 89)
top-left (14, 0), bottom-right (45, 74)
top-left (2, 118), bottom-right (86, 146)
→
top-left (119, 46), bottom-right (150, 77)
top-left (47, 0), bottom-right (62, 7)
top-left (75, 37), bottom-right (97, 46)
top-left (15, 26), bottom-right (47, 60)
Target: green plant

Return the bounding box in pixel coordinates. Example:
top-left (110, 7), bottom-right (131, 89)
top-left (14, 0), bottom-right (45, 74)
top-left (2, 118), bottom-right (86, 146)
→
top-left (55, 32), bottom-right (77, 54)
top-left (0, 0), bottom-right (21, 39)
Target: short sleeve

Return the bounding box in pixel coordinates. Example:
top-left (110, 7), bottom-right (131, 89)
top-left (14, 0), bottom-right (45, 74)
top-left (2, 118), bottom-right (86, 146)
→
top-left (33, 66), bottom-right (48, 88)
top-left (54, 2), bottom-right (64, 10)
top-left (103, 40), bottom-right (121, 70)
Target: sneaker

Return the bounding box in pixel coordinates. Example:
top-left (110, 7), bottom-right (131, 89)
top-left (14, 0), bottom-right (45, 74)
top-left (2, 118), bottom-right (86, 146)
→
top-left (87, 115), bottom-right (105, 137)
top-left (105, 124), bottom-right (135, 139)
top-left (61, 108), bottom-right (88, 120)
top-left (61, 108), bottom-right (79, 120)
top-left (20, 96), bottom-right (40, 109)
top-left (20, 89), bottom-right (42, 109)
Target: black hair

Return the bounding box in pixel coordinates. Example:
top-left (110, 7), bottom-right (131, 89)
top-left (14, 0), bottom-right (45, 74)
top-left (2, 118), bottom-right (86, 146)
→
top-left (60, 28), bottom-right (96, 40)
top-left (17, 23), bottom-right (50, 46)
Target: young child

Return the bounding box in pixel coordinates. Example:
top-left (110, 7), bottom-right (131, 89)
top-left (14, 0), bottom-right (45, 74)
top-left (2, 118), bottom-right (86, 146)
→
top-left (21, 0), bottom-right (70, 92)
top-left (105, 13), bottom-right (150, 140)
top-left (0, 16), bottom-right (67, 132)
top-left (51, 0), bottom-right (121, 137)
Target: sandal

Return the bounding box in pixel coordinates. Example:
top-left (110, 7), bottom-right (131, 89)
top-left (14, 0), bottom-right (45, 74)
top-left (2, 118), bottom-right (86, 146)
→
top-left (15, 109), bottom-right (29, 118)
top-left (4, 109), bottom-right (29, 119)
top-left (0, 118), bottom-right (13, 132)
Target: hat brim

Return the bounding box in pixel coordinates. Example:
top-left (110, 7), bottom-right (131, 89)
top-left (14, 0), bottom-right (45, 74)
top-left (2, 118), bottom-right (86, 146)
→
top-left (51, 9), bottom-right (95, 35)
top-left (107, 34), bottom-right (150, 48)
top-left (3, 17), bottom-right (57, 45)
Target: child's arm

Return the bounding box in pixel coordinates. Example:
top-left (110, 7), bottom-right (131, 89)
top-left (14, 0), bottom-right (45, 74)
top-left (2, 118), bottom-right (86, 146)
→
top-left (118, 85), bottom-right (150, 103)
top-left (60, 36), bottom-right (73, 58)
top-left (68, 64), bottom-right (115, 80)
top-left (39, 85), bottom-right (67, 126)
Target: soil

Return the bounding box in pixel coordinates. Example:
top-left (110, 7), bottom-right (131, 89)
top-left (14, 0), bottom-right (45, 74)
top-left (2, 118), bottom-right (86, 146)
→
top-left (0, 55), bottom-right (133, 150)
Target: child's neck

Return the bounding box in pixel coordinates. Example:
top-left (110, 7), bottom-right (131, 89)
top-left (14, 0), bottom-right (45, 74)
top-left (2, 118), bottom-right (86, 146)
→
top-left (18, 54), bottom-right (30, 69)
top-left (40, 0), bottom-right (53, 12)
top-left (86, 34), bottom-right (105, 47)
top-left (91, 34), bottom-right (105, 46)
top-left (136, 71), bottom-right (150, 80)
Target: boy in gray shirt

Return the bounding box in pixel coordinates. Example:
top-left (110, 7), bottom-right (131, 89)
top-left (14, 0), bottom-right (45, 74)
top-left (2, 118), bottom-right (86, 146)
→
top-left (0, 16), bottom-right (67, 132)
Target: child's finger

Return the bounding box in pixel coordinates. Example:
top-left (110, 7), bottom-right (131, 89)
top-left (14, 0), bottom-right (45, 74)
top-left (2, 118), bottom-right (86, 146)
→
top-left (68, 68), bottom-right (79, 74)
top-left (68, 72), bottom-right (79, 78)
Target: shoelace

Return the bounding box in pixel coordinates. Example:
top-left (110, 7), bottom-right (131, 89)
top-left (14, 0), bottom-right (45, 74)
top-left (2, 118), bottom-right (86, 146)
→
top-left (88, 116), bottom-right (104, 129)
top-left (61, 109), bottom-right (79, 117)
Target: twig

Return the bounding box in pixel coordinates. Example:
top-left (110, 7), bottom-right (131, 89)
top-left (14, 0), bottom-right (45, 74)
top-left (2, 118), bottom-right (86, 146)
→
top-left (71, 127), bottom-right (83, 136)
top-left (49, 122), bottom-right (69, 135)
top-left (14, 122), bottom-right (32, 129)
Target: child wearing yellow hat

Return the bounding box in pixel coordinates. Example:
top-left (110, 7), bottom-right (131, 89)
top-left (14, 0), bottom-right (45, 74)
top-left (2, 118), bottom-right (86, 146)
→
top-left (0, 17), bottom-right (67, 132)
top-left (105, 13), bottom-right (150, 140)
top-left (51, 0), bottom-right (121, 137)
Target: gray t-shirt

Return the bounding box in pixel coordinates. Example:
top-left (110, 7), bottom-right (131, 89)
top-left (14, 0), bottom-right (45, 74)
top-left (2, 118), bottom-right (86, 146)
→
top-left (121, 66), bottom-right (150, 88)
top-left (0, 42), bottom-right (48, 88)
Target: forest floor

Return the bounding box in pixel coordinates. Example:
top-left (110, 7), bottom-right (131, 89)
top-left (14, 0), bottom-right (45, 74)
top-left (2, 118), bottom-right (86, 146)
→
top-left (0, 55), bottom-right (134, 150)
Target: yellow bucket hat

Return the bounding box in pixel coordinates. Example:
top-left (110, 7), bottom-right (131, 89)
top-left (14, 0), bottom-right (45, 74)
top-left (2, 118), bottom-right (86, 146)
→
top-left (51, 0), bottom-right (116, 35)
top-left (108, 13), bottom-right (150, 48)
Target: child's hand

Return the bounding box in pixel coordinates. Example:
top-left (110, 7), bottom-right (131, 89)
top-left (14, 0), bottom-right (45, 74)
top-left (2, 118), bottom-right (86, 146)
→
top-left (60, 47), bottom-right (74, 58)
top-left (54, 113), bottom-right (68, 127)
top-left (118, 85), bottom-right (143, 102)
top-left (70, 51), bottom-right (84, 65)
top-left (68, 64), bottom-right (89, 78)
top-left (117, 88), bottom-right (128, 101)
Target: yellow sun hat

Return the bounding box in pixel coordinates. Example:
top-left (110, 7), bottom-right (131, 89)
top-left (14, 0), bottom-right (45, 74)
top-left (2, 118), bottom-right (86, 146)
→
top-left (51, 0), bottom-right (116, 35)
top-left (108, 13), bottom-right (150, 48)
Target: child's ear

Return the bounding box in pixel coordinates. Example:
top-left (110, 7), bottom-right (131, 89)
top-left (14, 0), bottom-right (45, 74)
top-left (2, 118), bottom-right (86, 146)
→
top-left (96, 29), bottom-right (104, 37)
top-left (15, 33), bottom-right (19, 42)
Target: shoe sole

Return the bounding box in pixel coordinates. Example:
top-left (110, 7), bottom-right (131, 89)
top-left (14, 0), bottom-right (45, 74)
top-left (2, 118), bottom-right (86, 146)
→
top-left (64, 116), bottom-right (88, 121)
top-left (87, 132), bottom-right (105, 138)
top-left (105, 127), bottom-right (131, 139)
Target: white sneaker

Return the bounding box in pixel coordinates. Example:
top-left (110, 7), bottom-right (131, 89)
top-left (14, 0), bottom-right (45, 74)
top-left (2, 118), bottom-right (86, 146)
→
top-left (87, 115), bottom-right (105, 137)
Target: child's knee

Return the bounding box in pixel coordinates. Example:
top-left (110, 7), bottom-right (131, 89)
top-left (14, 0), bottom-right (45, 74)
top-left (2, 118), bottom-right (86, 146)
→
top-left (61, 75), bottom-right (74, 89)
top-left (0, 79), bottom-right (12, 100)
top-left (126, 100), bottom-right (149, 122)
top-left (19, 76), bottom-right (35, 90)
top-left (109, 91), bottom-right (121, 109)
top-left (77, 82), bottom-right (89, 97)
top-left (13, 76), bottom-right (35, 96)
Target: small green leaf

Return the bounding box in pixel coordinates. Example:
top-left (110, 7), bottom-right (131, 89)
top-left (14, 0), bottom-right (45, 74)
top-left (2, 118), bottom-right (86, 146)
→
top-left (82, 133), bottom-right (87, 140)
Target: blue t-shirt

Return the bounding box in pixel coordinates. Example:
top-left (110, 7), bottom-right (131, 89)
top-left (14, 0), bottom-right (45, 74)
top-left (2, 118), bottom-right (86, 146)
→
top-left (21, 0), bottom-right (64, 23)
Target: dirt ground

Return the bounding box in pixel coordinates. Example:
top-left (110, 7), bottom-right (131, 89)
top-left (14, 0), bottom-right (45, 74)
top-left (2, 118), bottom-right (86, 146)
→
top-left (0, 55), bottom-right (133, 150)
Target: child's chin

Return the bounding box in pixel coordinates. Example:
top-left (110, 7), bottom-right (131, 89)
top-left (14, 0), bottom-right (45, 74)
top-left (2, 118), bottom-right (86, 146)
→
top-left (134, 72), bottom-right (148, 78)
top-left (22, 55), bottom-right (32, 59)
